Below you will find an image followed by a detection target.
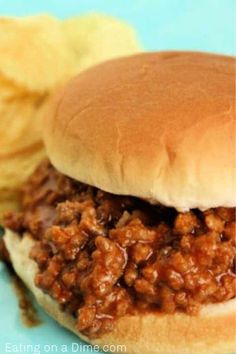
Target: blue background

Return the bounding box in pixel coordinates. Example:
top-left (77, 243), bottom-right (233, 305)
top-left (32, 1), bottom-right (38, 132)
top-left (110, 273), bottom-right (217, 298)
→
top-left (0, 0), bottom-right (235, 55)
top-left (0, 1), bottom-right (235, 353)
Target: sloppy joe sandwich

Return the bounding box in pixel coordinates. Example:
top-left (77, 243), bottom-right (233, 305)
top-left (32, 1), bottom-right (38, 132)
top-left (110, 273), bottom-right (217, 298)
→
top-left (4, 51), bottom-right (236, 354)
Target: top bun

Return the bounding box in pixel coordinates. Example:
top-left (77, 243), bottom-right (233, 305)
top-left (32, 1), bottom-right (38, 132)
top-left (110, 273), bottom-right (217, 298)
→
top-left (44, 51), bottom-right (235, 211)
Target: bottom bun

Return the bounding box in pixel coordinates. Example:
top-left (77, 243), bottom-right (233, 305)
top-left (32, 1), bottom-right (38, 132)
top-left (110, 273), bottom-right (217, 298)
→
top-left (4, 230), bottom-right (236, 354)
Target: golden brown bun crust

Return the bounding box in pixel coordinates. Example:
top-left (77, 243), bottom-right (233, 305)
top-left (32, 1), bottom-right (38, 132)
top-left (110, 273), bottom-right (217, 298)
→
top-left (4, 230), bottom-right (236, 354)
top-left (44, 51), bottom-right (236, 211)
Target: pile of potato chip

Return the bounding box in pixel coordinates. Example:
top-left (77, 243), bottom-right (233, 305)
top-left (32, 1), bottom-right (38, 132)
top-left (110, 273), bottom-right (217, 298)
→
top-left (0, 13), bottom-right (140, 217)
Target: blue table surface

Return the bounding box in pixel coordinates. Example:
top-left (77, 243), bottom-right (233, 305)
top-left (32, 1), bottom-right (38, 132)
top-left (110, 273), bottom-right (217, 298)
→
top-left (0, 0), bottom-right (235, 55)
top-left (0, 1), bottom-right (235, 353)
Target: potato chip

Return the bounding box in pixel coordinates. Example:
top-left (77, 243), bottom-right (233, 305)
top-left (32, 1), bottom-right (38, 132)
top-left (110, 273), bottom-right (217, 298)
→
top-left (0, 94), bottom-right (47, 156)
top-left (0, 194), bottom-right (20, 221)
top-left (0, 142), bottom-right (45, 191)
top-left (0, 74), bottom-right (25, 101)
top-left (0, 15), bottom-right (76, 93)
top-left (0, 188), bottom-right (19, 202)
top-left (0, 200), bottom-right (19, 221)
top-left (63, 13), bottom-right (141, 73)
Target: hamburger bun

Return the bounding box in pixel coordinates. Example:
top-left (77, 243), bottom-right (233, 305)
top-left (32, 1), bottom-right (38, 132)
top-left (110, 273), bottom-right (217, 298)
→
top-left (44, 51), bottom-right (236, 211)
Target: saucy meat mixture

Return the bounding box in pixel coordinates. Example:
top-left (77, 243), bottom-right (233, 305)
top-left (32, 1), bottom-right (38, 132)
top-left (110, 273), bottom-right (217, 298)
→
top-left (4, 160), bottom-right (236, 338)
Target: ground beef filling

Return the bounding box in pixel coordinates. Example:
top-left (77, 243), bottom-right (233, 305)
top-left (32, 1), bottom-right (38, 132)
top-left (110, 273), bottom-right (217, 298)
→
top-left (4, 160), bottom-right (236, 338)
